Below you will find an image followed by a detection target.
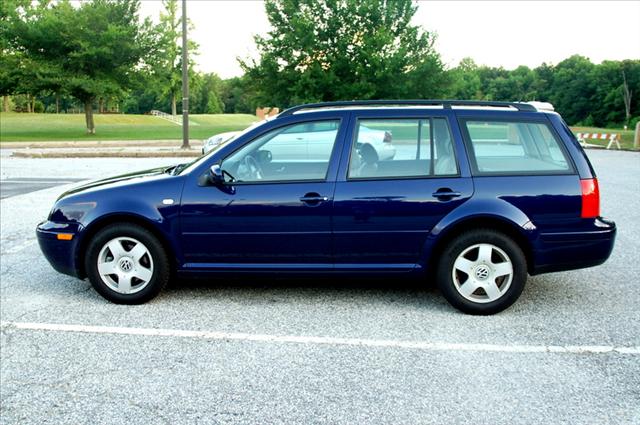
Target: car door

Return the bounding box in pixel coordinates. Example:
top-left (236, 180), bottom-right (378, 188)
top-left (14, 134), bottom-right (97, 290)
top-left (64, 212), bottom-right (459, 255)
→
top-left (332, 111), bottom-right (473, 268)
top-left (179, 114), bottom-right (348, 268)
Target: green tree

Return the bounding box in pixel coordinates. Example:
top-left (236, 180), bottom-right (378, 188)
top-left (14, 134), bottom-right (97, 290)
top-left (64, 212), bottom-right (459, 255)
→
top-left (0, 0), bottom-right (40, 112)
top-left (220, 76), bottom-right (258, 113)
top-left (617, 60), bottom-right (639, 127)
top-left (190, 72), bottom-right (224, 114)
top-left (547, 55), bottom-right (596, 125)
top-left (153, 0), bottom-right (198, 116)
top-left (6, 0), bottom-right (154, 133)
top-left (448, 57), bottom-right (481, 99)
top-left (241, 0), bottom-right (448, 107)
top-left (586, 60), bottom-right (640, 127)
top-left (155, 0), bottom-right (180, 116)
top-left (531, 63), bottom-right (554, 102)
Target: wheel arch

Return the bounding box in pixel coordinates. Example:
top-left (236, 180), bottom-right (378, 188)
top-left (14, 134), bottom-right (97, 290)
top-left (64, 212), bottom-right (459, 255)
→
top-left (75, 213), bottom-right (178, 278)
top-left (425, 215), bottom-right (535, 275)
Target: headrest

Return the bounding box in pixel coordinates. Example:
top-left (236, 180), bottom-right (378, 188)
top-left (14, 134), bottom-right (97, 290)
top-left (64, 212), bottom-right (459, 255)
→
top-left (359, 143), bottom-right (379, 164)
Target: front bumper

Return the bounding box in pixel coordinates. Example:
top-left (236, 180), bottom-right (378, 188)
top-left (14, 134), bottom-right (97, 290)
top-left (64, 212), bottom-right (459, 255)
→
top-left (531, 217), bottom-right (616, 275)
top-left (36, 221), bottom-right (84, 278)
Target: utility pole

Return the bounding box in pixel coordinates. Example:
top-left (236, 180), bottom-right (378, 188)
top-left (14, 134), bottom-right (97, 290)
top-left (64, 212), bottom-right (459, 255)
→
top-left (181, 0), bottom-right (190, 149)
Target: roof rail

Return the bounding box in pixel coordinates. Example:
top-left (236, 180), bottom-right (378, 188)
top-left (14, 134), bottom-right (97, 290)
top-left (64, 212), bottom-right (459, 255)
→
top-left (278, 99), bottom-right (537, 117)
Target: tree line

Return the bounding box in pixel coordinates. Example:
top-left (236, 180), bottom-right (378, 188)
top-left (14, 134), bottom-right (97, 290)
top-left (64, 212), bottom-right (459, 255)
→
top-left (1, 0), bottom-right (638, 134)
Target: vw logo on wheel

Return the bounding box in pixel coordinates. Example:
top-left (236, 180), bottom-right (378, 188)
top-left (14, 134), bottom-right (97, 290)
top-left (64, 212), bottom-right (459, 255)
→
top-left (475, 265), bottom-right (490, 280)
top-left (119, 257), bottom-right (133, 272)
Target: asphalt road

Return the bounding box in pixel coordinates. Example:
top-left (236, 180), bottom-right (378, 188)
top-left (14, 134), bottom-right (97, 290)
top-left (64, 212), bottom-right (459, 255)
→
top-left (1, 150), bottom-right (639, 424)
top-left (0, 177), bottom-right (85, 199)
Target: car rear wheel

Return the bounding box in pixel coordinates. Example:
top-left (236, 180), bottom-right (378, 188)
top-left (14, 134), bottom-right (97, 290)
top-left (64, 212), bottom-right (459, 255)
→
top-left (85, 223), bottom-right (170, 304)
top-left (436, 229), bottom-right (527, 315)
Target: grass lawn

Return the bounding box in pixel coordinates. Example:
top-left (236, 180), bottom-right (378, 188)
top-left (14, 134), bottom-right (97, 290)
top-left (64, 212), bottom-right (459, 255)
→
top-left (1, 113), bottom-right (636, 150)
top-left (0, 112), bottom-right (258, 142)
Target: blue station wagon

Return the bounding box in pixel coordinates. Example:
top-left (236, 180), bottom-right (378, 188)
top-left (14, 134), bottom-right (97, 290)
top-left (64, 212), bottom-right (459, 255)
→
top-left (37, 100), bottom-right (616, 314)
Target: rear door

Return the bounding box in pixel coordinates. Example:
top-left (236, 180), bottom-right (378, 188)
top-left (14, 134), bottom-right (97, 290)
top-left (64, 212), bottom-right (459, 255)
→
top-left (332, 110), bottom-right (474, 268)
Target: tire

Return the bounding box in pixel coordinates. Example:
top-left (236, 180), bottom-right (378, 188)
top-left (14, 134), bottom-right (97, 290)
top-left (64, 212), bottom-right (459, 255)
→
top-left (436, 229), bottom-right (527, 315)
top-left (84, 223), bottom-right (170, 304)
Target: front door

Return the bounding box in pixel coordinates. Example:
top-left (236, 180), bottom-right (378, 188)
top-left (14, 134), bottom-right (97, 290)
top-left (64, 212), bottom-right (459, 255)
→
top-left (332, 114), bottom-right (473, 268)
top-left (179, 117), bottom-right (346, 268)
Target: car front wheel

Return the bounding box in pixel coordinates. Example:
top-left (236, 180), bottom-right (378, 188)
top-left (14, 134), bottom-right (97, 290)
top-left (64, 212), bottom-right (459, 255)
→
top-left (436, 229), bottom-right (527, 315)
top-left (85, 223), bottom-right (170, 304)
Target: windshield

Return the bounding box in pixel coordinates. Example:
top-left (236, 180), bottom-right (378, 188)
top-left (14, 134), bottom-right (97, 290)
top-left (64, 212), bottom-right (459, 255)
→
top-left (176, 118), bottom-right (272, 175)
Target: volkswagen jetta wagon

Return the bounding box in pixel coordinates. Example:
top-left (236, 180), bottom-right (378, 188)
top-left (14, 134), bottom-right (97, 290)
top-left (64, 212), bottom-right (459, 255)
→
top-left (37, 100), bottom-right (616, 314)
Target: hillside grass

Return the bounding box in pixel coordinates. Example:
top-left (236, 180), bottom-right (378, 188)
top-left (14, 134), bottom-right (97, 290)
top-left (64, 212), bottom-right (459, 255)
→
top-left (0, 112), bottom-right (257, 142)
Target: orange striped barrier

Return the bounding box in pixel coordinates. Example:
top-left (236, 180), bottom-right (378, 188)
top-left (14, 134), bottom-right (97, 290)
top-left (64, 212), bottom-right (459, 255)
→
top-left (575, 132), bottom-right (621, 150)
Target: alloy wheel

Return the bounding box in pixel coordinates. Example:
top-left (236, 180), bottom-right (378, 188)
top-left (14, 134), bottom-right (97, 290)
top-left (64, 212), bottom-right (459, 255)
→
top-left (97, 237), bottom-right (154, 295)
top-left (451, 243), bottom-right (514, 304)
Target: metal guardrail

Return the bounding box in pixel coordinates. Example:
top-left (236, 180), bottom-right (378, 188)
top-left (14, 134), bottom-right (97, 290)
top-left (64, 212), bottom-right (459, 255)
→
top-left (150, 110), bottom-right (199, 126)
top-left (150, 110), bottom-right (182, 125)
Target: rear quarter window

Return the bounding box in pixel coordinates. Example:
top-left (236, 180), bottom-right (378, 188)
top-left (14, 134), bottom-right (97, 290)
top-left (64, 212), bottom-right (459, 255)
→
top-left (462, 120), bottom-right (573, 175)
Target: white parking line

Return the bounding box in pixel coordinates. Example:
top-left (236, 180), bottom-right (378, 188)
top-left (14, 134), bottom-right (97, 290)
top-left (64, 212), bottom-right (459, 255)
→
top-left (2, 321), bottom-right (639, 355)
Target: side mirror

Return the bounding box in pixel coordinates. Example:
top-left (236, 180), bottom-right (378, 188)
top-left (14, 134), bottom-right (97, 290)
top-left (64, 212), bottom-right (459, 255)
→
top-left (208, 164), bottom-right (225, 186)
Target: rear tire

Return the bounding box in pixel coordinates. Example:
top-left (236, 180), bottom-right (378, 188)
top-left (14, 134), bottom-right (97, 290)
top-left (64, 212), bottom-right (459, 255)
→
top-left (85, 223), bottom-right (170, 304)
top-left (436, 229), bottom-right (527, 315)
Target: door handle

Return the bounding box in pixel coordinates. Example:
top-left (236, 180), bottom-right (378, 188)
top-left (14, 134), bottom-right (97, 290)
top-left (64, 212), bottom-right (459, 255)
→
top-left (300, 196), bottom-right (329, 202)
top-left (300, 192), bottom-right (329, 205)
top-left (432, 189), bottom-right (462, 200)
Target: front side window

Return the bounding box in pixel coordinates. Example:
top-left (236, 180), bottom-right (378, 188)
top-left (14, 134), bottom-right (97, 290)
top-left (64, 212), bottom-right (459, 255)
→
top-left (464, 120), bottom-right (571, 174)
top-left (348, 118), bottom-right (457, 179)
top-left (221, 120), bottom-right (340, 183)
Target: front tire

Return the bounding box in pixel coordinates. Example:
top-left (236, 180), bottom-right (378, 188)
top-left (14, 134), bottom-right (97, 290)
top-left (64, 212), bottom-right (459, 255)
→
top-left (436, 229), bottom-right (527, 315)
top-left (85, 223), bottom-right (170, 304)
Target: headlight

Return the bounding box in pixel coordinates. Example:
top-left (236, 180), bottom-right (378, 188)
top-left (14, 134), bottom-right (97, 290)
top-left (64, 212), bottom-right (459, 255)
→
top-left (51, 202), bottom-right (96, 222)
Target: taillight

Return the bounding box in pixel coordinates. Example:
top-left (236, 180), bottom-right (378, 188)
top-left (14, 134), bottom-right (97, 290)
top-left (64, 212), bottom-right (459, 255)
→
top-left (580, 178), bottom-right (600, 218)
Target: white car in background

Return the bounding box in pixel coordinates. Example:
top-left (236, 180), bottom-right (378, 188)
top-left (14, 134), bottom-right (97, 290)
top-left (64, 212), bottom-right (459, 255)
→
top-left (258, 122), bottom-right (395, 162)
top-left (202, 131), bottom-right (239, 154)
top-left (202, 123), bottom-right (395, 161)
top-left (357, 125), bottom-right (396, 160)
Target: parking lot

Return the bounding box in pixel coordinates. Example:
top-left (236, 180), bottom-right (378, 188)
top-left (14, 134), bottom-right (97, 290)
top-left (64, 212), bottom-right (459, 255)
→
top-left (1, 149), bottom-right (639, 424)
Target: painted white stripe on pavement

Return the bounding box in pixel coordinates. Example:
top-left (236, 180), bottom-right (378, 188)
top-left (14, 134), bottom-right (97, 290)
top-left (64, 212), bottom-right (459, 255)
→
top-left (1, 321), bottom-right (639, 355)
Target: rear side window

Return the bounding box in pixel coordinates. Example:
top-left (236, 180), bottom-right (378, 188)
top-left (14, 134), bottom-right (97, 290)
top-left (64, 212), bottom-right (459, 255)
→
top-left (463, 120), bottom-right (571, 174)
top-left (348, 118), bottom-right (457, 179)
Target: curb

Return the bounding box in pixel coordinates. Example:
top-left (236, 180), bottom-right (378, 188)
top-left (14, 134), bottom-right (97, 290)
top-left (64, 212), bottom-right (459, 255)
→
top-left (11, 150), bottom-right (201, 158)
top-left (0, 140), bottom-right (202, 149)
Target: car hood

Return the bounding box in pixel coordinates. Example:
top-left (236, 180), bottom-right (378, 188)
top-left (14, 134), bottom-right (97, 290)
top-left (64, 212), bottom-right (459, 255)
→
top-left (57, 165), bottom-right (179, 200)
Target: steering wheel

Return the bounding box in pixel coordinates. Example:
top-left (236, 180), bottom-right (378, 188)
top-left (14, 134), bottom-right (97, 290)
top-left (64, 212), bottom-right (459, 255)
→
top-left (242, 155), bottom-right (264, 180)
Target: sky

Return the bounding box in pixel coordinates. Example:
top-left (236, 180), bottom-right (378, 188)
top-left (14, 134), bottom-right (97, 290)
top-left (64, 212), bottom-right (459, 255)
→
top-left (138, 0), bottom-right (640, 79)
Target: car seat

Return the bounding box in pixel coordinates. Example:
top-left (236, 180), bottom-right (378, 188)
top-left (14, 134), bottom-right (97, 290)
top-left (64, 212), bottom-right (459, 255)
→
top-left (355, 143), bottom-right (379, 177)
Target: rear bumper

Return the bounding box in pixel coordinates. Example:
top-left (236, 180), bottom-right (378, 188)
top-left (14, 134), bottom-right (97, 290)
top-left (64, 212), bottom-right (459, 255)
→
top-left (531, 217), bottom-right (616, 275)
top-left (36, 221), bottom-right (83, 278)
